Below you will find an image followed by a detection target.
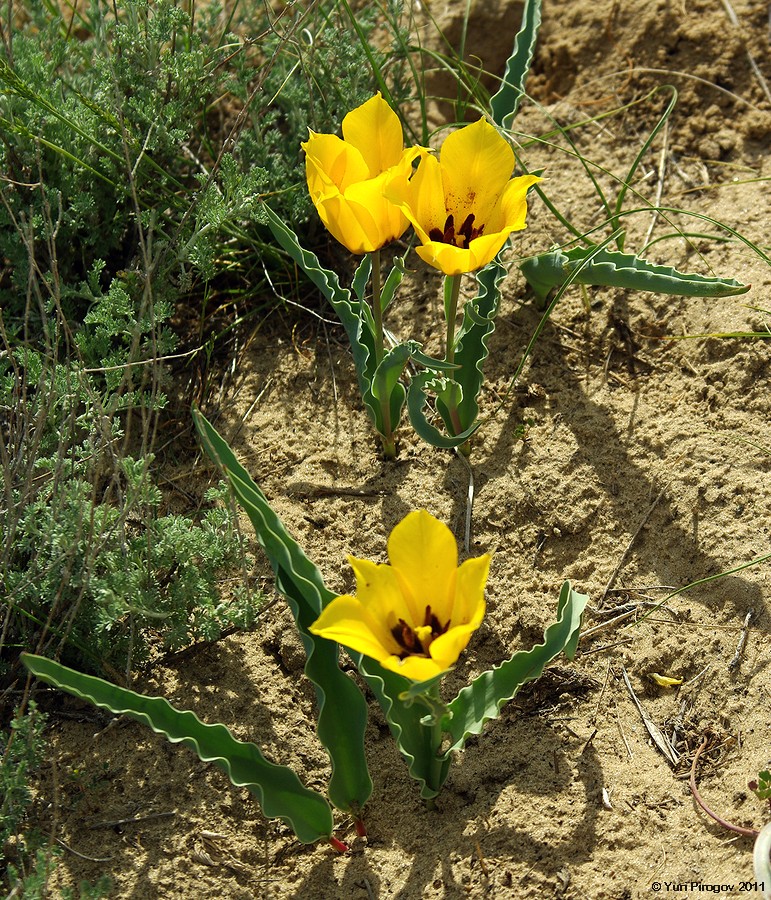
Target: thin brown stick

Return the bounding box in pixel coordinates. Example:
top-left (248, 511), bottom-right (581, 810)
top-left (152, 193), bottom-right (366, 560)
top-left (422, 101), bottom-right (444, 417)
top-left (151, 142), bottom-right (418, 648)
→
top-left (55, 838), bottom-right (114, 863)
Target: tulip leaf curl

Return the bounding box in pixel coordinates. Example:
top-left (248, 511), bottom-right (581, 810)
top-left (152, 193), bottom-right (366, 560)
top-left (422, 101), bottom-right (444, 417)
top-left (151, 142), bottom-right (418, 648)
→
top-left (20, 653), bottom-right (335, 845)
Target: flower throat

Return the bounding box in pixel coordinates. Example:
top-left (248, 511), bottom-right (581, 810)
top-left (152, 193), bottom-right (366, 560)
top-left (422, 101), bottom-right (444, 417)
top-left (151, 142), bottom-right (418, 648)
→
top-left (429, 213), bottom-right (484, 250)
top-left (391, 605), bottom-right (450, 658)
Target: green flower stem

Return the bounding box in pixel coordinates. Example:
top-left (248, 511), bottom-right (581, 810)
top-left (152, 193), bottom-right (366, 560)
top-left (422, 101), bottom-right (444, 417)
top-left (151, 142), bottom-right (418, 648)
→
top-left (443, 274), bottom-right (468, 453)
top-left (443, 273), bottom-right (461, 367)
top-left (417, 683), bottom-right (449, 806)
top-left (369, 249), bottom-right (396, 458)
top-left (426, 713), bottom-right (445, 808)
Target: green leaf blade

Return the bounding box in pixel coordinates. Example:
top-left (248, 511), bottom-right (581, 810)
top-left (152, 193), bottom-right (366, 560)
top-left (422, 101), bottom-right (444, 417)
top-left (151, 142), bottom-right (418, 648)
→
top-left (21, 653), bottom-right (333, 844)
top-left (443, 581), bottom-right (589, 754)
top-left (521, 246), bottom-right (750, 303)
top-left (489, 0), bottom-right (542, 129)
top-left (193, 410), bottom-right (372, 814)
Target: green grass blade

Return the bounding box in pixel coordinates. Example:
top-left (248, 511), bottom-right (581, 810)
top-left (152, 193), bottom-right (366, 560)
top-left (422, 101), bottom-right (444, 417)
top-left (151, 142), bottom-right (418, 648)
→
top-left (193, 409), bottom-right (372, 814)
top-left (612, 85), bottom-right (678, 251)
top-left (20, 653), bottom-right (333, 844)
top-left (337, 0), bottom-right (393, 105)
top-left (442, 581), bottom-right (588, 754)
top-left (0, 58), bottom-right (123, 164)
top-left (489, 0), bottom-right (542, 129)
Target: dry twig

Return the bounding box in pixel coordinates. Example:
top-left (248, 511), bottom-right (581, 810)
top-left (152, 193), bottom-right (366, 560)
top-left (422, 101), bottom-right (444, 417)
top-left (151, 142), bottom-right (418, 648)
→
top-left (728, 609), bottom-right (753, 672)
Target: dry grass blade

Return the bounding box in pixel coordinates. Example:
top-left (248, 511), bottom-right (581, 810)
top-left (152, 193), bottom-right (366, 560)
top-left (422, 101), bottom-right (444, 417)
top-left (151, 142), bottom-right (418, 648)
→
top-left (621, 666), bottom-right (680, 766)
top-left (600, 486), bottom-right (668, 603)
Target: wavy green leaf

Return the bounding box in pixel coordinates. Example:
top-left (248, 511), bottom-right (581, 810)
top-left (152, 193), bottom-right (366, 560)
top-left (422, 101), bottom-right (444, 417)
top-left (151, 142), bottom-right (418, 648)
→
top-left (442, 581), bottom-right (589, 754)
top-left (193, 409), bottom-right (372, 814)
top-left (21, 653), bottom-right (333, 844)
top-left (352, 655), bottom-right (451, 800)
top-left (521, 246), bottom-right (750, 305)
top-left (489, 0), bottom-right (542, 130)
top-left (262, 205), bottom-right (377, 412)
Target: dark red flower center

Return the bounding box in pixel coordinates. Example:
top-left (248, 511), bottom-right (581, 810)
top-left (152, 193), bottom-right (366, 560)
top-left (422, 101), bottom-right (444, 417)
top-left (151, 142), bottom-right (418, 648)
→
top-left (391, 605), bottom-right (450, 658)
top-left (429, 213), bottom-right (484, 249)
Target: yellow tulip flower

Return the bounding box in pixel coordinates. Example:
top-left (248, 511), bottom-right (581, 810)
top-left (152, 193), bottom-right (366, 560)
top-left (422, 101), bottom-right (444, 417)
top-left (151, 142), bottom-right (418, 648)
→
top-left (309, 510), bottom-right (491, 682)
top-left (302, 93), bottom-right (423, 255)
top-left (386, 118), bottom-right (541, 276)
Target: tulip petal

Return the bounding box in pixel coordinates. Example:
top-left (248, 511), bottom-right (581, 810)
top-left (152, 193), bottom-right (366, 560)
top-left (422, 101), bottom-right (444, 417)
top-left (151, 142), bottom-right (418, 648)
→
top-left (429, 622), bottom-right (479, 670)
top-left (387, 510), bottom-right (458, 622)
top-left (303, 132), bottom-right (369, 193)
top-left (345, 168), bottom-right (410, 250)
top-left (415, 241), bottom-right (476, 277)
top-left (452, 555), bottom-right (491, 626)
top-left (309, 594), bottom-right (399, 661)
top-left (348, 557), bottom-right (420, 628)
top-left (342, 93), bottom-right (404, 178)
top-left (487, 173), bottom-right (541, 233)
top-left (312, 192), bottom-right (381, 255)
top-left (440, 119), bottom-right (514, 226)
top-left (385, 153), bottom-right (446, 245)
top-left (380, 653), bottom-right (450, 681)
top-left (467, 230), bottom-right (514, 271)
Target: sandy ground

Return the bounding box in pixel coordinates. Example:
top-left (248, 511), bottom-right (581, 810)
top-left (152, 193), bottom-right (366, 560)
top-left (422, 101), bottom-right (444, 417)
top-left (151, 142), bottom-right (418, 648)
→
top-left (34, 0), bottom-right (771, 897)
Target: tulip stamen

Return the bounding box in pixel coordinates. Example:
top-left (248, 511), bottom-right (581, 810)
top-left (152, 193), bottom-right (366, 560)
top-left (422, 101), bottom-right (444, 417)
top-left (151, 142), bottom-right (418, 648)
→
top-left (458, 213), bottom-right (484, 248)
top-left (392, 619), bottom-right (424, 655)
top-left (391, 606), bottom-right (450, 659)
top-left (429, 213), bottom-right (484, 250)
top-left (423, 605), bottom-right (450, 637)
